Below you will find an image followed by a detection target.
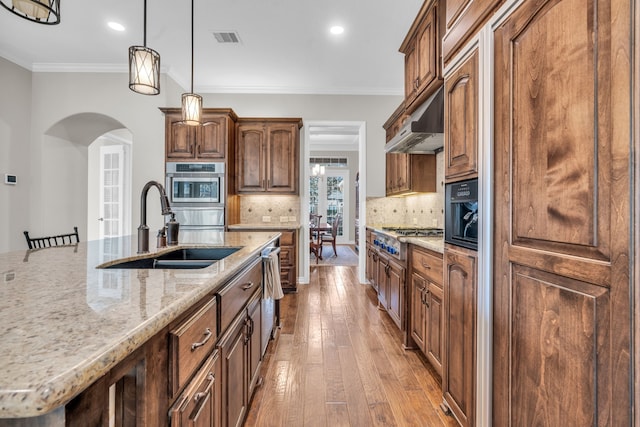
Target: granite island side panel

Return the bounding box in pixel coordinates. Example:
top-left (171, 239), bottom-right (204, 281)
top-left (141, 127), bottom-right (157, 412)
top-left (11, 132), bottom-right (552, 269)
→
top-left (0, 230), bottom-right (279, 418)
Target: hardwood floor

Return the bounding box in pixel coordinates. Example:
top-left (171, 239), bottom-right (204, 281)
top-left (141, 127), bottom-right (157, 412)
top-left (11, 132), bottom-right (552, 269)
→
top-left (245, 266), bottom-right (458, 427)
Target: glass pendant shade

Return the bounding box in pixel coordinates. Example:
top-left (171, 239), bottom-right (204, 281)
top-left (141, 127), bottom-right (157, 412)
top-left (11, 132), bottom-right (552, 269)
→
top-left (1, 0), bottom-right (60, 24)
top-left (182, 93), bottom-right (202, 126)
top-left (129, 46), bottom-right (161, 95)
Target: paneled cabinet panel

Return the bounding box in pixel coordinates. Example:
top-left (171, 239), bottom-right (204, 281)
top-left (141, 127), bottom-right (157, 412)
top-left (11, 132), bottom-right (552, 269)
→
top-left (444, 48), bottom-right (478, 181)
top-left (492, 0), bottom-right (633, 423)
top-left (235, 119), bottom-right (301, 194)
top-left (376, 252), bottom-right (406, 330)
top-left (442, 0), bottom-right (503, 63)
top-left (442, 245), bottom-right (476, 427)
top-left (385, 153), bottom-right (437, 196)
top-left (162, 108), bottom-right (237, 161)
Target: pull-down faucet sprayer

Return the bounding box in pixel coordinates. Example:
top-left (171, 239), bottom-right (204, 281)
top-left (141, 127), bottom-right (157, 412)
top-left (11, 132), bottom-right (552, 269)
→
top-left (138, 181), bottom-right (172, 254)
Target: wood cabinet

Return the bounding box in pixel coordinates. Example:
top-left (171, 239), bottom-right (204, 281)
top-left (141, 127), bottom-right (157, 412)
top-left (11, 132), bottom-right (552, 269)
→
top-left (492, 0), bottom-right (633, 423)
top-left (169, 351), bottom-right (221, 427)
top-left (441, 245), bottom-right (476, 427)
top-left (235, 118), bottom-right (302, 194)
top-left (375, 252), bottom-right (406, 330)
top-left (385, 152), bottom-right (437, 196)
top-left (218, 288), bottom-right (262, 427)
top-left (161, 108), bottom-right (237, 161)
top-left (400, 0), bottom-right (443, 112)
top-left (444, 48), bottom-right (478, 181)
top-left (278, 230), bottom-right (298, 293)
top-left (442, 0), bottom-right (503, 64)
top-left (365, 230), bottom-right (379, 292)
top-left (408, 245), bottom-right (444, 376)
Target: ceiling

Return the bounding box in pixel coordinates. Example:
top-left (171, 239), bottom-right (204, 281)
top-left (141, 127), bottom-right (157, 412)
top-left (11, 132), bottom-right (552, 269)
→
top-left (0, 0), bottom-right (424, 95)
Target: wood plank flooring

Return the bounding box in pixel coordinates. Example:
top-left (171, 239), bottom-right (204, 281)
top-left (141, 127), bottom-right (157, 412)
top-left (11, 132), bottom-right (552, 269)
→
top-left (245, 266), bottom-right (459, 427)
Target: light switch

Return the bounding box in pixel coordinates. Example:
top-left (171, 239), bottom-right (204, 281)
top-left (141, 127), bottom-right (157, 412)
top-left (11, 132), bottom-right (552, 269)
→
top-left (288, 216), bottom-right (296, 222)
top-left (279, 216), bottom-right (288, 222)
top-left (262, 216), bottom-right (271, 222)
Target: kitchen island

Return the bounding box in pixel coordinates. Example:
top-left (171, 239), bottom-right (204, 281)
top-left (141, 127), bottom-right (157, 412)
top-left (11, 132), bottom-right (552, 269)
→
top-left (0, 230), bottom-right (280, 425)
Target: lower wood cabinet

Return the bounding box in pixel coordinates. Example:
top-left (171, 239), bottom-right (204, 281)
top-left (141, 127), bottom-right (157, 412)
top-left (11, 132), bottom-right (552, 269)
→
top-left (169, 351), bottom-right (221, 427)
top-left (442, 245), bottom-right (477, 427)
top-left (375, 251), bottom-right (406, 330)
top-left (408, 245), bottom-right (444, 376)
top-left (218, 288), bottom-right (262, 427)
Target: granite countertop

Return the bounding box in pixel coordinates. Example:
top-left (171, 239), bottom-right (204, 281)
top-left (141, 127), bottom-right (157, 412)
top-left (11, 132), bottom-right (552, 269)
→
top-left (0, 230), bottom-right (279, 418)
top-left (366, 224), bottom-right (444, 254)
top-left (227, 223), bottom-right (302, 231)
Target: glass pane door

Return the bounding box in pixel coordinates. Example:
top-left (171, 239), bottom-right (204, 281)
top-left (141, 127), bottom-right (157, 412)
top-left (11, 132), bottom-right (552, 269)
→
top-left (99, 145), bottom-right (125, 239)
top-left (309, 170), bottom-right (349, 243)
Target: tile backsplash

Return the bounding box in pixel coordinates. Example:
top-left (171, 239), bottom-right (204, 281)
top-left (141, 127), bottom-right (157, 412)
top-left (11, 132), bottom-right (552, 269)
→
top-left (366, 150), bottom-right (445, 227)
top-left (239, 195), bottom-right (300, 224)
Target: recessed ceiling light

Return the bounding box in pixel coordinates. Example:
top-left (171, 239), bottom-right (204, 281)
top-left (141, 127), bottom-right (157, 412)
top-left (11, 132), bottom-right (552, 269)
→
top-left (108, 21), bottom-right (125, 32)
top-left (330, 26), bottom-right (344, 35)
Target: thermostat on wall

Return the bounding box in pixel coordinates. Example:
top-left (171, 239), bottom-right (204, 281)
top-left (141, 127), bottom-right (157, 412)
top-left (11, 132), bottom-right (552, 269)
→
top-left (4, 174), bottom-right (17, 185)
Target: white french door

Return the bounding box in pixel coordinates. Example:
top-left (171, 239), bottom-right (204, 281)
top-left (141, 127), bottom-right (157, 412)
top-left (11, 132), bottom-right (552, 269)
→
top-left (99, 145), bottom-right (125, 240)
top-left (310, 169), bottom-right (349, 244)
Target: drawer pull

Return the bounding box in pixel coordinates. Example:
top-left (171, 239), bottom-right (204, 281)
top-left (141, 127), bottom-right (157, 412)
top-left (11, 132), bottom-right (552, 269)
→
top-left (192, 373), bottom-right (215, 421)
top-left (191, 328), bottom-right (212, 351)
top-left (421, 261), bottom-right (431, 270)
top-left (241, 282), bottom-right (255, 291)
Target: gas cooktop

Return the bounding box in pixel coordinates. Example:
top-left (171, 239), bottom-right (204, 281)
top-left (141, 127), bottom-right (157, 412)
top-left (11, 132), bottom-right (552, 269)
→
top-left (381, 226), bottom-right (444, 237)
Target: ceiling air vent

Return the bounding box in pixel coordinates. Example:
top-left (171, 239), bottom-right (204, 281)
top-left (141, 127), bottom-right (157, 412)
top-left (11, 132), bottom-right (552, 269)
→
top-left (212, 31), bottom-right (241, 44)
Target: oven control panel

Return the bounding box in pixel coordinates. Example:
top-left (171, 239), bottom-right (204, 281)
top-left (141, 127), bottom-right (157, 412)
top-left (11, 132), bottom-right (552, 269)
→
top-left (372, 232), bottom-right (403, 260)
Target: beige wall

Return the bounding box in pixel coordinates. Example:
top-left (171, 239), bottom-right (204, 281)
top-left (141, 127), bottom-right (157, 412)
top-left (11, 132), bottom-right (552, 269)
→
top-left (0, 57), bottom-right (401, 252)
top-left (0, 57), bottom-right (32, 252)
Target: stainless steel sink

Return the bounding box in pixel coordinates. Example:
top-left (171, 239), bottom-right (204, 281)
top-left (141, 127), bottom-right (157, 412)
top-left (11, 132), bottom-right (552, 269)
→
top-left (98, 247), bottom-right (241, 270)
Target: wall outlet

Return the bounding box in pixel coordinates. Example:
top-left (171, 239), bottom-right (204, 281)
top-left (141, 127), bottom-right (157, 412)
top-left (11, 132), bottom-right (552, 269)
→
top-left (262, 216), bottom-right (271, 222)
top-left (413, 217), bottom-right (418, 225)
top-left (288, 216), bottom-right (296, 222)
top-left (432, 218), bottom-right (438, 227)
top-left (279, 216), bottom-right (288, 222)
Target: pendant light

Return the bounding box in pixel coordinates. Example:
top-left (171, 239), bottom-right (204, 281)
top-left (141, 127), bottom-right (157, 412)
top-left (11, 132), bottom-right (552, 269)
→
top-left (128, 0), bottom-right (160, 95)
top-left (181, 0), bottom-right (202, 125)
top-left (0, 0), bottom-right (60, 24)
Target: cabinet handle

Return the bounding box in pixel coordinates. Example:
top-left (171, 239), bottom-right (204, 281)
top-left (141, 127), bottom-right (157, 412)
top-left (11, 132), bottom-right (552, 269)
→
top-left (196, 144), bottom-right (201, 156)
top-left (192, 373), bottom-right (215, 421)
top-left (424, 289), bottom-right (431, 308)
top-left (421, 261), bottom-right (431, 270)
top-left (191, 328), bottom-right (213, 351)
top-left (241, 282), bottom-right (255, 291)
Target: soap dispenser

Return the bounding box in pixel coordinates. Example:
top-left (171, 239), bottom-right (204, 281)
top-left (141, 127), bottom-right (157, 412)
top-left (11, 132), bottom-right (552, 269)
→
top-left (167, 213), bottom-right (180, 246)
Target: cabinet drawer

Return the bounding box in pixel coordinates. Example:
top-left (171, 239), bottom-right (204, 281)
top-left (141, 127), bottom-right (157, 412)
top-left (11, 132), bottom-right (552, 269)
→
top-left (280, 231), bottom-right (295, 246)
top-left (217, 257), bottom-right (262, 334)
top-left (411, 247), bottom-right (443, 286)
top-left (170, 297), bottom-right (218, 397)
top-left (280, 247), bottom-right (292, 266)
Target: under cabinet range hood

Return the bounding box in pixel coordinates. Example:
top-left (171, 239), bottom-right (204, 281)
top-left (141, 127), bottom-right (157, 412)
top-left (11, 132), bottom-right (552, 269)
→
top-left (385, 86), bottom-right (444, 154)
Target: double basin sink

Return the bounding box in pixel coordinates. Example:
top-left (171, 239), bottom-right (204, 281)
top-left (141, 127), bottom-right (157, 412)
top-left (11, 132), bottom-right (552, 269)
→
top-left (99, 247), bottom-right (241, 270)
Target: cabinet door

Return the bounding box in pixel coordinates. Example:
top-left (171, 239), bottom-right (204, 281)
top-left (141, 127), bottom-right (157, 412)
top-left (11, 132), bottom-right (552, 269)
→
top-left (166, 115), bottom-right (196, 160)
top-left (410, 272), bottom-right (428, 351)
top-left (219, 315), bottom-right (247, 427)
top-left (265, 123), bottom-right (298, 193)
top-left (386, 258), bottom-right (405, 330)
top-left (247, 292), bottom-right (262, 398)
top-left (395, 154), bottom-right (410, 194)
top-left (415, 5), bottom-right (438, 96)
top-left (493, 0), bottom-right (632, 424)
top-left (442, 247), bottom-right (476, 427)
top-left (170, 351), bottom-right (221, 427)
top-left (404, 40), bottom-right (418, 102)
top-left (197, 115), bottom-right (226, 159)
top-left (444, 49), bottom-right (478, 180)
top-left (376, 255), bottom-right (389, 308)
top-left (425, 282), bottom-right (443, 376)
top-left (236, 123), bottom-right (266, 193)
top-left (366, 245), bottom-right (379, 291)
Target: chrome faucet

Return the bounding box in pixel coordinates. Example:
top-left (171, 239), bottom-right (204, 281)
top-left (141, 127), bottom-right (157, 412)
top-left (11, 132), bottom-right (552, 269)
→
top-left (138, 181), bottom-right (172, 253)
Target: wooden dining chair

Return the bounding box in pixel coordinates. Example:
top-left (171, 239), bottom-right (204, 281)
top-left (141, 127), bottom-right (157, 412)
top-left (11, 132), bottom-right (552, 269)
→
top-left (24, 226), bottom-right (80, 249)
top-left (321, 214), bottom-right (342, 257)
top-left (309, 214), bottom-right (323, 263)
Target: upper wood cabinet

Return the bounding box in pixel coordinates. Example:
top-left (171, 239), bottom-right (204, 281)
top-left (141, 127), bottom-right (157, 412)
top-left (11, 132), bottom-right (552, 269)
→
top-left (444, 48), bottom-right (478, 181)
top-left (399, 0), bottom-right (444, 114)
top-left (385, 153), bottom-right (437, 196)
top-left (161, 108), bottom-right (237, 161)
top-left (235, 118), bottom-right (302, 194)
top-left (442, 0), bottom-right (503, 63)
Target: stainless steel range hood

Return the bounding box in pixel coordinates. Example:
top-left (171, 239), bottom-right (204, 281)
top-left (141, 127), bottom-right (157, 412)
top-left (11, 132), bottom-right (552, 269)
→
top-left (385, 86), bottom-right (444, 154)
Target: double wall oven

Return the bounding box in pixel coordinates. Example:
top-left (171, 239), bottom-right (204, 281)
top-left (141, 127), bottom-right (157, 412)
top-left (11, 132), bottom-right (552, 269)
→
top-left (166, 162), bottom-right (225, 230)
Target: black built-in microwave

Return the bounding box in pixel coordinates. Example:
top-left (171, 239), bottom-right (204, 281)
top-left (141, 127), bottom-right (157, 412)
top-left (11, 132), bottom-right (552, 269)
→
top-left (445, 179), bottom-right (478, 250)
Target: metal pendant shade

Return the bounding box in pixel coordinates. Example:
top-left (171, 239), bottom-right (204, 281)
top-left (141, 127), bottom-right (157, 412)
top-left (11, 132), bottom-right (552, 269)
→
top-left (0, 0), bottom-right (60, 24)
top-left (182, 0), bottom-right (201, 125)
top-left (129, 0), bottom-right (160, 95)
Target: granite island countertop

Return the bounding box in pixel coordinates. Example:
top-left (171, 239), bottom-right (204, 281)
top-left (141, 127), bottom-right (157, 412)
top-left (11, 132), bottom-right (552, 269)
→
top-left (227, 223), bottom-right (302, 231)
top-left (0, 230), bottom-right (279, 418)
